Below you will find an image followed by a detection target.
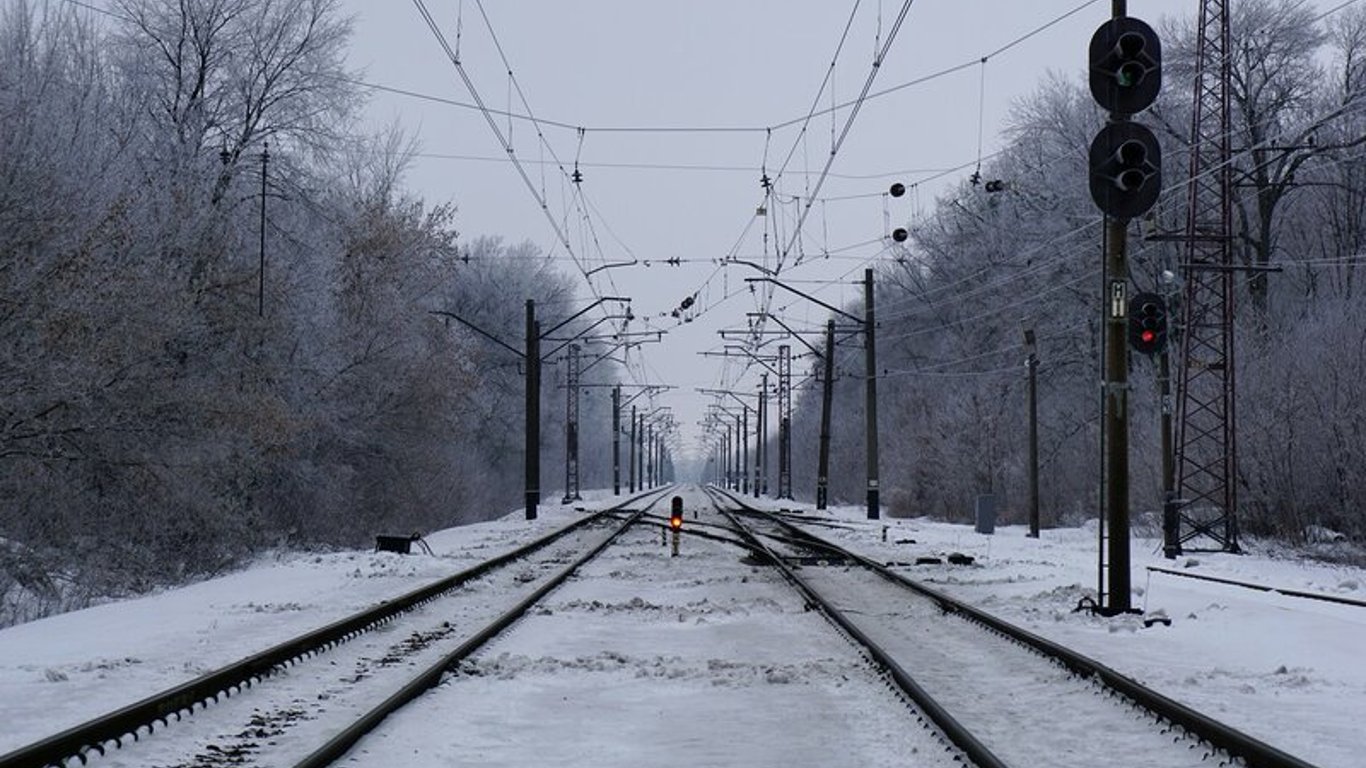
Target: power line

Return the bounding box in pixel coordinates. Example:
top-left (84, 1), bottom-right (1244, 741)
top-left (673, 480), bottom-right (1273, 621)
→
top-left (411, 151), bottom-right (957, 180)
top-left (777, 0), bottom-right (917, 274)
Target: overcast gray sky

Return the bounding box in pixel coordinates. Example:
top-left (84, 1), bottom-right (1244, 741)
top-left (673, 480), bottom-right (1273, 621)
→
top-left (341, 0), bottom-right (1193, 459)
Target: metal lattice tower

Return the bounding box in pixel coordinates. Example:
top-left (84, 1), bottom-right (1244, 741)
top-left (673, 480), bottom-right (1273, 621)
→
top-left (562, 344), bottom-right (582, 503)
top-left (1173, 0), bottom-right (1240, 552)
top-left (777, 344), bottom-right (793, 499)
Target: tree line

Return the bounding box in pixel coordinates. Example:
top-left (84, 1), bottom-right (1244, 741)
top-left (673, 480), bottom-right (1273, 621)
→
top-left (0, 0), bottom-right (617, 626)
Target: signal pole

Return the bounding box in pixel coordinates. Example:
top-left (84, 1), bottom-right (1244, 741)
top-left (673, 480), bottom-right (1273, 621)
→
top-left (1161, 339), bottom-right (1178, 557)
top-left (1086, 1), bottom-right (1162, 612)
top-left (1103, 215), bottom-right (1131, 610)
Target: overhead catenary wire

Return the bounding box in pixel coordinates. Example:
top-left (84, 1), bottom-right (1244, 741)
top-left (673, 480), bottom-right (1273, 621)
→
top-left (468, 0), bottom-right (634, 301)
top-left (778, 0), bottom-right (916, 274)
top-left (410, 0), bottom-right (582, 274)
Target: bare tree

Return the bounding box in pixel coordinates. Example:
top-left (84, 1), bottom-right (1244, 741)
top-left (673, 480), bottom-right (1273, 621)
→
top-left (112, 0), bottom-right (356, 200)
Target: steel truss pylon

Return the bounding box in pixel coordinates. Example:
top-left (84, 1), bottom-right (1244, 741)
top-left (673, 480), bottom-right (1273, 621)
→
top-left (1174, 0), bottom-right (1240, 553)
top-left (777, 344), bottom-right (793, 499)
top-left (562, 344), bottom-right (582, 503)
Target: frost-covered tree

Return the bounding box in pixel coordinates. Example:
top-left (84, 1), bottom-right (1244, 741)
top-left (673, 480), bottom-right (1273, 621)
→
top-left (0, 0), bottom-right (601, 626)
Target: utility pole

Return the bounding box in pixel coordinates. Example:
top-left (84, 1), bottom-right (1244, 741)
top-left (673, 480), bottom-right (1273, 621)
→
top-left (740, 407), bottom-right (749, 494)
top-left (562, 344), bottom-right (581, 504)
top-left (742, 274), bottom-right (877, 514)
top-left (1025, 327), bottom-right (1040, 538)
top-left (646, 421), bottom-right (654, 489)
top-left (864, 268), bottom-right (881, 519)
top-left (817, 319), bottom-right (835, 510)
top-left (612, 385), bottom-right (621, 495)
top-left (637, 410), bottom-right (645, 489)
top-left (777, 344), bottom-right (793, 499)
top-left (525, 301), bottom-right (540, 520)
top-left (735, 412), bottom-right (744, 494)
top-left (721, 423), bottom-right (730, 489)
top-left (758, 374), bottom-right (768, 497)
top-left (629, 405), bottom-right (638, 493)
top-left (438, 296), bottom-right (629, 520)
top-left (258, 142), bottom-right (269, 317)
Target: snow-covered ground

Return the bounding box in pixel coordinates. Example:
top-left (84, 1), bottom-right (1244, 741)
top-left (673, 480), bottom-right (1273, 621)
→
top-left (0, 486), bottom-right (1361, 767)
top-left (791, 503), bottom-right (1366, 768)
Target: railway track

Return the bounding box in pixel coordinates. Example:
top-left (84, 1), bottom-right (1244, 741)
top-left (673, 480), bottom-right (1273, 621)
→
top-left (306, 486), bottom-right (970, 767)
top-left (706, 485), bottom-right (1320, 768)
top-left (6, 484), bottom-right (1326, 767)
top-left (0, 486), bottom-right (674, 768)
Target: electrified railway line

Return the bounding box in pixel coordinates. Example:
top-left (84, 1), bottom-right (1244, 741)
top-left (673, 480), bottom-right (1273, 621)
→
top-left (5, 484), bottom-right (1325, 767)
top-left (10, 487), bottom-right (977, 768)
top-left (0, 487), bottom-right (674, 768)
top-left (294, 486), bottom-right (972, 767)
top-left (707, 486), bottom-right (1320, 768)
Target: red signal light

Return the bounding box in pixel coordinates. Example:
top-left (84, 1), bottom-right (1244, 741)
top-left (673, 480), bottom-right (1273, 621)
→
top-left (1141, 329), bottom-right (1156, 343)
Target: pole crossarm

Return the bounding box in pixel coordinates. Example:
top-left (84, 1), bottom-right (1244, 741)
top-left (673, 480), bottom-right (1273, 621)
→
top-left (585, 258), bottom-right (639, 276)
top-left (748, 312), bottom-right (823, 358)
top-left (725, 257), bottom-right (777, 275)
top-left (720, 329), bottom-right (824, 337)
top-left (540, 315), bottom-right (640, 362)
top-left (542, 314), bottom-right (631, 343)
top-left (702, 346), bottom-right (781, 375)
top-left (697, 388), bottom-right (755, 411)
top-left (430, 310), bottom-right (524, 359)
top-left (621, 384), bottom-right (674, 407)
top-left (743, 277), bottom-right (862, 324)
top-left (539, 296), bottom-right (631, 339)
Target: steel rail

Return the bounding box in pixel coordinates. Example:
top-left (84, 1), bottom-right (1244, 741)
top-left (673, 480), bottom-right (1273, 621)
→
top-left (705, 488), bottom-right (1010, 768)
top-left (1147, 565), bottom-right (1366, 608)
top-left (711, 487), bottom-right (1321, 768)
top-left (0, 487), bottom-right (672, 768)
top-left (291, 507), bottom-right (649, 768)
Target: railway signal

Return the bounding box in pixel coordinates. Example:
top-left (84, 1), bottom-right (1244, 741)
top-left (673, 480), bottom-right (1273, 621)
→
top-left (1086, 10), bottom-right (1163, 616)
top-left (1089, 122), bottom-right (1162, 220)
top-left (1128, 292), bottom-right (1168, 355)
top-left (1088, 16), bottom-right (1162, 116)
top-left (669, 496), bottom-right (684, 556)
top-left (1086, 14), bottom-right (1163, 222)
